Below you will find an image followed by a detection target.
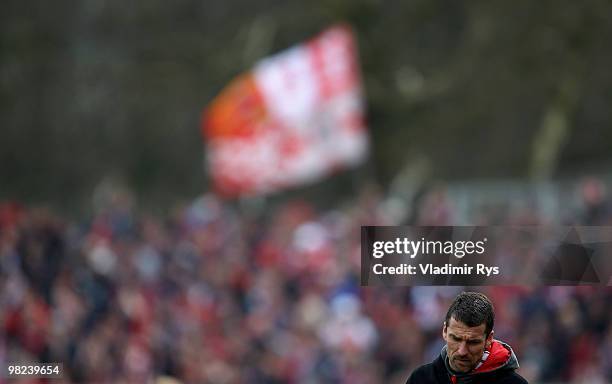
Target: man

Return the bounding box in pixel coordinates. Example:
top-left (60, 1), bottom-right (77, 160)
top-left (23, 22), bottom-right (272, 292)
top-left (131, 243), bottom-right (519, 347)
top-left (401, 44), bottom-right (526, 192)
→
top-left (406, 292), bottom-right (528, 384)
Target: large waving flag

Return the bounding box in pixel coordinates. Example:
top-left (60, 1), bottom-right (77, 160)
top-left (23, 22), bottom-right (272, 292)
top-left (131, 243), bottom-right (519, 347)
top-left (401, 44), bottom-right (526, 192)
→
top-left (202, 24), bottom-right (369, 197)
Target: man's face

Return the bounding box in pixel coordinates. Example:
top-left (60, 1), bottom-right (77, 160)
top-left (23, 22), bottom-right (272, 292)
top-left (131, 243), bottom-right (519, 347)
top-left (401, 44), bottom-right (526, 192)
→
top-left (442, 317), bottom-right (493, 373)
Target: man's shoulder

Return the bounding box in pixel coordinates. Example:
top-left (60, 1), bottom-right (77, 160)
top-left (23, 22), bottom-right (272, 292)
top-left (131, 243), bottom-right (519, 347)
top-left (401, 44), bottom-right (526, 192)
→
top-left (481, 367), bottom-right (529, 384)
top-left (405, 356), bottom-right (446, 384)
top-left (405, 362), bottom-right (437, 384)
top-left (405, 358), bottom-right (529, 384)
top-left (498, 371), bottom-right (529, 384)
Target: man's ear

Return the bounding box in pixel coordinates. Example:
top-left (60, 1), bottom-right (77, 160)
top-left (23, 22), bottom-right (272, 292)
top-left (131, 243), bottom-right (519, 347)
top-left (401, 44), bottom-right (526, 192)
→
top-left (485, 330), bottom-right (494, 349)
top-left (442, 321), bottom-right (447, 340)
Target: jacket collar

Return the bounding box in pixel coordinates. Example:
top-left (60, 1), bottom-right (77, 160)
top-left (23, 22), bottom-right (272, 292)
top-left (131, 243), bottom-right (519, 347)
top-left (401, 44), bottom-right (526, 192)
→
top-left (441, 339), bottom-right (519, 383)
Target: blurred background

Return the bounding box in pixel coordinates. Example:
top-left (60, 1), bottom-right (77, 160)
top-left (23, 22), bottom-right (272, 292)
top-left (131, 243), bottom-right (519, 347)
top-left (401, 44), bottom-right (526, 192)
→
top-left (2, 1), bottom-right (612, 383)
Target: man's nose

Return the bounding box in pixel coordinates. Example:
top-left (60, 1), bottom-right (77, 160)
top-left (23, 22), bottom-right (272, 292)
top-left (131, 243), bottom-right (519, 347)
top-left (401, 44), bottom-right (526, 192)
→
top-left (457, 342), bottom-right (468, 355)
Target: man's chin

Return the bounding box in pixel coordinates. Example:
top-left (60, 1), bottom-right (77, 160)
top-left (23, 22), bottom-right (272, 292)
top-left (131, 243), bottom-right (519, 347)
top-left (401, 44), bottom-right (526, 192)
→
top-left (451, 359), bottom-right (473, 373)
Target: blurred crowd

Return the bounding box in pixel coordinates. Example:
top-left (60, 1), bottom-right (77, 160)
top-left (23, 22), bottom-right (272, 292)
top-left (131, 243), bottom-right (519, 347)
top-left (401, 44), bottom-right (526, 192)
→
top-left (1, 178), bottom-right (612, 384)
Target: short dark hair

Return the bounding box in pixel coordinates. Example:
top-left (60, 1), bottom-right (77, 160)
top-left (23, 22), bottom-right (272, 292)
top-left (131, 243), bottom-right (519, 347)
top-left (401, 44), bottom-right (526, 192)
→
top-left (445, 292), bottom-right (494, 336)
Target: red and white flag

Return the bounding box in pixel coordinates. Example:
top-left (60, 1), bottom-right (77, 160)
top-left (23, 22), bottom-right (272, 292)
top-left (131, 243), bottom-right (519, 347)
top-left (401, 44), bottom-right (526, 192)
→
top-left (202, 24), bottom-right (369, 197)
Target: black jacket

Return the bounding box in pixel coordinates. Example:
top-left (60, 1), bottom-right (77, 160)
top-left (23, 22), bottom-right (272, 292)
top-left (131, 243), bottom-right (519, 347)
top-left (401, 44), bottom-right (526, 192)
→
top-left (406, 340), bottom-right (528, 384)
